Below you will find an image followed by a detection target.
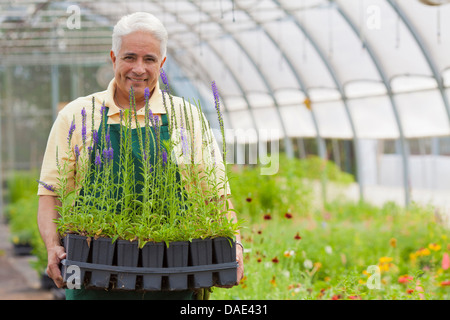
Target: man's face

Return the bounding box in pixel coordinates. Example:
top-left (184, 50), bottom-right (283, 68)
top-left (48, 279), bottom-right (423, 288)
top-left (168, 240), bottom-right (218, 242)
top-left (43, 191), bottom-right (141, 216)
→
top-left (111, 30), bottom-right (166, 103)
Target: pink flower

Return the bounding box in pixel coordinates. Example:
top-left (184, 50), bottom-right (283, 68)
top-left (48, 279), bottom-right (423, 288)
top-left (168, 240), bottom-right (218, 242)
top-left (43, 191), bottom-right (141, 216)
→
top-left (442, 253), bottom-right (450, 270)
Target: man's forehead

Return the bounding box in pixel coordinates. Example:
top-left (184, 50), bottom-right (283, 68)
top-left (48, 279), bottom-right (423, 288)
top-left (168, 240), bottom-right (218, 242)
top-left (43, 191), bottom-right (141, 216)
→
top-left (121, 52), bottom-right (157, 57)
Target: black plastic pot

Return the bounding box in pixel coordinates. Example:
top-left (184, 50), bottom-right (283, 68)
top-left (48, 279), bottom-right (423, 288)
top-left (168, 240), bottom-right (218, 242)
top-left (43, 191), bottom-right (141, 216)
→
top-left (13, 243), bottom-right (33, 256)
top-left (89, 237), bottom-right (115, 289)
top-left (116, 240), bottom-right (139, 290)
top-left (141, 241), bottom-right (165, 291)
top-left (62, 234), bottom-right (90, 283)
top-left (165, 241), bottom-right (189, 291)
top-left (213, 237), bottom-right (237, 286)
top-left (189, 238), bottom-right (213, 288)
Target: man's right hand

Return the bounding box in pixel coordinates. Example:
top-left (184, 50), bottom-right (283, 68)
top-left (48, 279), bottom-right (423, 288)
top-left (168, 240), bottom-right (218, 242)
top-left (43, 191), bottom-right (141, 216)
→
top-left (46, 245), bottom-right (66, 288)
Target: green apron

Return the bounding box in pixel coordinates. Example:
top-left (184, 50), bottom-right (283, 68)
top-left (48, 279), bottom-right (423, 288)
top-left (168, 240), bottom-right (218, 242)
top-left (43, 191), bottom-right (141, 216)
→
top-left (65, 108), bottom-right (193, 300)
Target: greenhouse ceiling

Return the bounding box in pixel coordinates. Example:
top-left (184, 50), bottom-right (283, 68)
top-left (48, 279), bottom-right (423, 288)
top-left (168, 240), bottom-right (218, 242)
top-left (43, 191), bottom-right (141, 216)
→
top-left (1, 0), bottom-right (450, 145)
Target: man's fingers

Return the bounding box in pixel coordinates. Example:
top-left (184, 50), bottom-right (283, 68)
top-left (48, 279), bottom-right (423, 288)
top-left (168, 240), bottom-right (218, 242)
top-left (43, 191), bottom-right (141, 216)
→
top-left (48, 263), bottom-right (64, 288)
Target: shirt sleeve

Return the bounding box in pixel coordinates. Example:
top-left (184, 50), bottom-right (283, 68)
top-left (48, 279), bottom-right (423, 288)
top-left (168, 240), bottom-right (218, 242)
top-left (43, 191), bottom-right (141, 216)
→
top-left (38, 111), bottom-right (76, 196)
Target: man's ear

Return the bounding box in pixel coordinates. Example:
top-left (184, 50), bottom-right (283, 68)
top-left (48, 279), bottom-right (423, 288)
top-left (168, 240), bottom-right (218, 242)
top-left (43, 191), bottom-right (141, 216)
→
top-left (160, 56), bottom-right (166, 68)
top-left (110, 50), bottom-right (117, 68)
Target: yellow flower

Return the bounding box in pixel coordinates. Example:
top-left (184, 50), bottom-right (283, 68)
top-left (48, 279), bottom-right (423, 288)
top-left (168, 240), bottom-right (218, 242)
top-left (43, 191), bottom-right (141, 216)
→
top-left (358, 279), bottom-right (366, 285)
top-left (314, 262), bottom-right (322, 270)
top-left (362, 270), bottom-right (370, 277)
top-left (417, 248), bottom-right (431, 256)
top-left (378, 263), bottom-right (390, 272)
top-left (409, 252), bottom-right (417, 262)
top-left (379, 256), bottom-right (393, 264)
top-left (428, 243), bottom-right (441, 251)
top-left (12, 235), bottom-right (19, 244)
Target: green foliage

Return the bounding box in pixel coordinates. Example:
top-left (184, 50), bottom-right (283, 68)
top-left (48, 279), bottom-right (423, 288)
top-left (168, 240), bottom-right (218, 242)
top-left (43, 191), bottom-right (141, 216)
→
top-left (228, 153), bottom-right (354, 222)
top-left (4, 170), bottom-right (46, 275)
top-left (212, 178), bottom-right (450, 300)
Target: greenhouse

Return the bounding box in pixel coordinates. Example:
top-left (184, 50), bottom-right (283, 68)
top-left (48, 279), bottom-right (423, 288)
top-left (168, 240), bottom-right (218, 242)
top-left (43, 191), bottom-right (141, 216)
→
top-left (1, 0), bottom-right (450, 302)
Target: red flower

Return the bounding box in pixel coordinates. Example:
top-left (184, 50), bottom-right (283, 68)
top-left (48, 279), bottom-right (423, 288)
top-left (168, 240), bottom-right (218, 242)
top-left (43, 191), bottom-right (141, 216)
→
top-left (294, 232), bottom-right (302, 240)
top-left (285, 213), bottom-right (293, 219)
top-left (264, 213), bottom-right (272, 220)
top-left (246, 197), bottom-right (252, 202)
top-left (257, 258), bottom-right (262, 263)
top-left (406, 289), bottom-right (414, 294)
top-left (272, 257), bottom-right (279, 263)
top-left (440, 280), bottom-right (450, 286)
top-left (398, 275), bottom-right (413, 284)
top-left (348, 295), bottom-right (361, 300)
top-left (331, 295), bottom-right (341, 300)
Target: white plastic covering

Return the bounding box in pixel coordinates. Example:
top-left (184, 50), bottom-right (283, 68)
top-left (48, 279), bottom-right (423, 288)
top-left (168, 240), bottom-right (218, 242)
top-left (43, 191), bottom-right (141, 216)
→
top-left (1, 0), bottom-right (450, 141)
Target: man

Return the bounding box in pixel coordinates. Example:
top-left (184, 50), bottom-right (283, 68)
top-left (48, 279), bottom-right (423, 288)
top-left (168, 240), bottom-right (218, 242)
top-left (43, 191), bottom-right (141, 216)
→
top-left (37, 12), bottom-right (244, 300)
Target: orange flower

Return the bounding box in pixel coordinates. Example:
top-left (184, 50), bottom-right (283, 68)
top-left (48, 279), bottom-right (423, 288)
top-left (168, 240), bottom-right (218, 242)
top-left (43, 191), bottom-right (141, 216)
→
top-left (284, 250), bottom-right (295, 258)
top-left (285, 213), bottom-right (293, 219)
top-left (348, 295), bottom-right (361, 300)
top-left (270, 275), bottom-right (277, 287)
top-left (331, 294), bottom-right (341, 300)
top-left (294, 232), bottom-right (302, 240)
top-left (272, 257), bottom-right (279, 263)
top-left (406, 289), bottom-right (414, 294)
top-left (416, 248), bottom-right (431, 256)
top-left (389, 238), bottom-right (397, 248)
top-left (398, 275), bottom-right (413, 284)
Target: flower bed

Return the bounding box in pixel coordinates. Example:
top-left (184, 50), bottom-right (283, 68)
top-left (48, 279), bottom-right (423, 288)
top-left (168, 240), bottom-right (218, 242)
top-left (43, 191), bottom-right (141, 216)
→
top-left (61, 234), bottom-right (237, 291)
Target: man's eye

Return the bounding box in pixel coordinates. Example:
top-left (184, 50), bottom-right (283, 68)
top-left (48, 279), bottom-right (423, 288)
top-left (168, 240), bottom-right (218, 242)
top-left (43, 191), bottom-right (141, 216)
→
top-left (124, 56), bottom-right (134, 60)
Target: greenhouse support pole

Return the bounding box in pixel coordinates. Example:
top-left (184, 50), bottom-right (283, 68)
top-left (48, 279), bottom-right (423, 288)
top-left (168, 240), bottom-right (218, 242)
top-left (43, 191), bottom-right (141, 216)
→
top-left (0, 67), bottom-right (5, 221)
top-left (70, 64), bottom-right (80, 101)
top-left (51, 64), bottom-right (59, 122)
top-left (335, 3), bottom-right (411, 206)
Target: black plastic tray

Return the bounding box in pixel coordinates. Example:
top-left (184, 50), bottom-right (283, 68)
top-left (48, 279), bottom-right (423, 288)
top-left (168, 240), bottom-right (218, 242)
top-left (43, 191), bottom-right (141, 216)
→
top-left (61, 235), bottom-right (238, 291)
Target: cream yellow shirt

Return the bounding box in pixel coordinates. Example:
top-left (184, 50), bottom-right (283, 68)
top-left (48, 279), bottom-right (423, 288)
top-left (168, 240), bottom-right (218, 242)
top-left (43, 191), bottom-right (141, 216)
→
top-left (38, 78), bottom-right (229, 198)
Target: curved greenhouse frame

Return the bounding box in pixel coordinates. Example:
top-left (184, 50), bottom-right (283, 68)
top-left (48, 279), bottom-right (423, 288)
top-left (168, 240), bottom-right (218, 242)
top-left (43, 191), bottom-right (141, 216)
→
top-left (1, 0), bottom-right (450, 210)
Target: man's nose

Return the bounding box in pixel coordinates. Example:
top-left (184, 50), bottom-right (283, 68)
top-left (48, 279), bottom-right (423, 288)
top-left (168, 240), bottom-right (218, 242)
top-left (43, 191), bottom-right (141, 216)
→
top-left (132, 59), bottom-right (145, 74)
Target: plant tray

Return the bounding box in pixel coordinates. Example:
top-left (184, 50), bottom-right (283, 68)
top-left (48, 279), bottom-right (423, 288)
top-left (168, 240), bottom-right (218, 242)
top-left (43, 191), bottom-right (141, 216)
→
top-left (60, 235), bottom-right (238, 291)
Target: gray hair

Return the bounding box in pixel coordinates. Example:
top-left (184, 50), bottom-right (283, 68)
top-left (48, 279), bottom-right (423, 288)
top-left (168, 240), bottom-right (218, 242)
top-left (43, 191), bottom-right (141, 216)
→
top-left (112, 12), bottom-right (168, 59)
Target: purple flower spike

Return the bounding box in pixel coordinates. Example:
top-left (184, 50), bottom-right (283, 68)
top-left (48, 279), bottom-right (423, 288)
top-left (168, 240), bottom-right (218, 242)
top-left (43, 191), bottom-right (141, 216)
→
top-left (68, 119), bottom-right (76, 144)
top-left (37, 180), bottom-right (56, 192)
top-left (95, 149), bottom-right (102, 167)
top-left (108, 146), bottom-right (114, 161)
top-left (144, 87), bottom-right (150, 101)
top-left (100, 102), bottom-right (106, 117)
top-left (81, 108), bottom-right (87, 146)
top-left (74, 144), bottom-right (80, 162)
top-left (93, 130), bottom-right (99, 145)
top-left (212, 81), bottom-right (219, 101)
top-left (162, 149), bottom-right (167, 167)
top-left (160, 68), bottom-right (169, 86)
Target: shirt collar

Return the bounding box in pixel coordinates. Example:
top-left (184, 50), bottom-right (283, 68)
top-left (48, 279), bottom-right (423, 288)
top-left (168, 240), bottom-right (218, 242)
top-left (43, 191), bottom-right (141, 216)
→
top-left (104, 78), bottom-right (167, 116)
